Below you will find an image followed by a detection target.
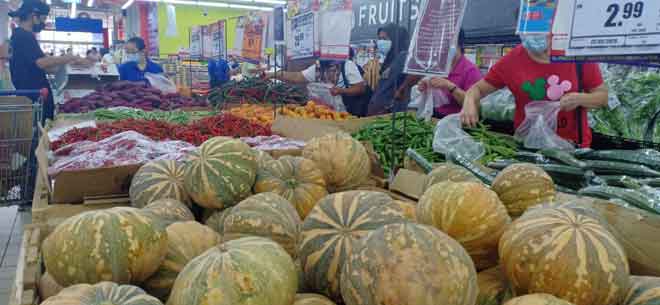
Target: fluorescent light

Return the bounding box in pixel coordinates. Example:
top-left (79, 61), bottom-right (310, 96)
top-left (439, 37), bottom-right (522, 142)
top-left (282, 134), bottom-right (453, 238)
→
top-left (122, 0), bottom-right (135, 9)
top-left (70, 2), bottom-right (77, 18)
top-left (46, 0), bottom-right (52, 4)
top-left (137, 0), bottom-right (274, 11)
top-left (87, 0), bottom-right (94, 7)
top-left (234, 0), bottom-right (285, 5)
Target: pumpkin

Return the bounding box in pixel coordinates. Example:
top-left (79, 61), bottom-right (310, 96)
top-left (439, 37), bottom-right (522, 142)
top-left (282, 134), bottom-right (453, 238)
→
top-left (491, 163), bottom-right (556, 216)
top-left (294, 293), bottom-right (337, 305)
top-left (499, 203), bottom-right (630, 305)
top-left (204, 208), bottom-right (232, 235)
top-left (130, 160), bottom-right (190, 208)
top-left (302, 133), bottom-right (371, 192)
top-left (39, 272), bottom-right (63, 301)
top-left (142, 198), bottom-right (194, 227)
top-left (623, 276), bottom-right (660, 305)
top-left (391, 200), bottom-right (417, 221)
top-left (340, 222), bottom-right (478, 305)
top-left (299, 191), bottom-right (406, 301)
top-left (503, 294), bottom-right (575, 305)
top-left (425, 163), bottom-right (480, 190)
top-left (295, 259), bottom-right (307, 293)
top-left (253, 149), bottom-right (275, 167)
top-left (42, 207), bottom-right (168, 286)
top-left (183, 137), bottom-right (257, 209)
top-left (417, 181), bottom-right (511, 270)
top-left (477, 266), bottom-right (512, 305)
top-left (143, 221), bottom-right (221, 301)
top-left (167, 236), bottom-right (298, 305)
top-left (223, 192), bottom-right (302, 258)
top-left (41, 281), bottom-right (163, 305)
top-left (254, 156), bottom-right (328, 218)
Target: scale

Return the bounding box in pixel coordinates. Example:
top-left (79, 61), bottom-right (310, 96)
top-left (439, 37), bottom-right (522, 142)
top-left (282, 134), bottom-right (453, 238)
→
top-left (50, 63), bottom-right (119, 105)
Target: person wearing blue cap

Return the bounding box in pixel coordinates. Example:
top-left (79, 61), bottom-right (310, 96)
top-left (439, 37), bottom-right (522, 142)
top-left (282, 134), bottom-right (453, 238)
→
top-left (8, 0), bottom-right (91, 122)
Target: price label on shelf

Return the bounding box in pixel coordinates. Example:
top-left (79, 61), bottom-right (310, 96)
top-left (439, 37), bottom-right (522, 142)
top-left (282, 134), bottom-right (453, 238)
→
top-left (565, 0), bottom-right (660, 57)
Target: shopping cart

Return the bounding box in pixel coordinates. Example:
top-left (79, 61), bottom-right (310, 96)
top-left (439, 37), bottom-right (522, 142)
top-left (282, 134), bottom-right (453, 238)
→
top-left (0, 89), bottom-right (45, 207)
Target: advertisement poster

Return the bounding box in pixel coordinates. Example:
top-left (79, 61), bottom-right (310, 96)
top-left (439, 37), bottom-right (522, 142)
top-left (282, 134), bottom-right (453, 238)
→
top-left (147, 2), bottom-right (159, 56)
top-left (404, 0), bottom-right (467, 76)
top-left (516, 0), bottom-right (557, 34)
top-left (212, 20), bottom-right (226, 59)
top-left (289, 12), bottom-right (315, 59)
top-left (241, 14), bottom-right (266, 63)
top-left (230, 16), bottom-right (246, 57)
top-left (319, 10), bottom-right (352, 59)
top-left (202, 25), bottom-right (213, 59)
top-left (288, 0), bottom-right (320, 17)
top-left (350, 0), bottom-right (422, 44)
top-left (190, 26), bottom-right (202, 59)
top-left (274, 7), bottom-right (285, 42)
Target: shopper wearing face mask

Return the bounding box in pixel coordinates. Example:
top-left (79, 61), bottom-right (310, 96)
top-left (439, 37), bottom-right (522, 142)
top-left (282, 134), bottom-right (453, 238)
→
top-left (118, 37), bottom-right (163, 82)
top-left (8, 0), bottom-right (91, 122)
top-left (460, 33), bottom-right (608, 148)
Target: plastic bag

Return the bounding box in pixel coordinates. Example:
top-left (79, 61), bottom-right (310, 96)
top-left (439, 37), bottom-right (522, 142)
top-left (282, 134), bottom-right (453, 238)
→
top-left (49, 131), bottom-right (195, 175)
top-left (307, 82), bottom-right (346, 112)
top-left (48, 120), bottom-right (97, 142)
top-left (432, 114), bottom-right (485, 161)
top-left (145, 73), bottom-right (177, 94)
top-left (409, 83), bottom-right (449, 121)
top-left (480, 89), bottom-right (515, 122)
top-left (514, 101), bottom-right (574, 150)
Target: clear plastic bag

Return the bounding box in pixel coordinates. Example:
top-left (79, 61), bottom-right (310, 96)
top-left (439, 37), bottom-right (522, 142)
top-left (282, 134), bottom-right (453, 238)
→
top-left (514, 101), bottom-right (574, 150)
top-left (49, 131), bottom-right (195, 175)
top-left (433, 113), bottom-right (485, 161)
top-left (480, 89), bottom-right (515, 122)
top-left (145, 73), bottom-right (177, 94)
top-left (409, 84), bottom-right (449, 121)
top-left (307, 82), bottom-right (347, 112)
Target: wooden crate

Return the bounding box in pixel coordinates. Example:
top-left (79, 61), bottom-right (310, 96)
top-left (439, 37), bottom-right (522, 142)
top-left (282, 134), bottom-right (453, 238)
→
top-left (8, 224), bottom-right (44, 305)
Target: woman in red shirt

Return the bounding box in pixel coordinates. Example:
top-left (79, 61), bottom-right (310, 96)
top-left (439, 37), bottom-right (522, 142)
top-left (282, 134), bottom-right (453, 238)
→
top-left (460, 34), bottom-right (608, 147)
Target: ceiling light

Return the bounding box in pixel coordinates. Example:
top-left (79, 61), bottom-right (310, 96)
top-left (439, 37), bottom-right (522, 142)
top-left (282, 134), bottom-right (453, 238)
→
top-left (87, 0), bottom-right (94, 7)
top-left (122, 0), bottom-right (135, 9)
top-left (234, 0), bottom-right (285, 5)
top-left (137, 0), bottom-right (274, 11)
top-left (70, 2), bottom-right (77, 18)
top-left (46, 0), bottom-right (52, 4)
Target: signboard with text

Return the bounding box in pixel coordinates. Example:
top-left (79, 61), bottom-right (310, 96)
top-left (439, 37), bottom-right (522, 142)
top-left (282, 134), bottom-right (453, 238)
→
top-left (404, 0), bottom-right (468, 76)
top-left (241, 14), bottom-right (266, 63)
top-left (190, 26), bottom-right (202, 59)
top-left (289, 12), bottom-right (316, 59)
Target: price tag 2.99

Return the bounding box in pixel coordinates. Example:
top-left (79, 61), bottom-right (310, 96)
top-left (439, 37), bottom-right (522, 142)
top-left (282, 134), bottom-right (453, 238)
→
top-left (567, 0), bottom-right (660, 54)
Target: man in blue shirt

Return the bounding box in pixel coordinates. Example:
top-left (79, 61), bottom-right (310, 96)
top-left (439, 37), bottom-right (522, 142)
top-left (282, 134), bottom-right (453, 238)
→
top-left (208, 57), bottom-right (230, 87)
top-left (118, 37), bottom-right (163, 82)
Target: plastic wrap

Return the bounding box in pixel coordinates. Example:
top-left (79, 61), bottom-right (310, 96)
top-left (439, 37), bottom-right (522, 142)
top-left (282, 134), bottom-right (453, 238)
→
top-left (514, 101), bottom-right (574, 150)
top-left (48, 121), bottom-right (97, 142)
top-left (240, 135), bottom-right (306, 151)
top-left (480, 89), bottom-right (515, 122)
top-left (49, 131), bottom-right (195, 175)
top-left (145, 73), bottom-right (178, 94)
top-left (408, 83), bottom-right (449, 121)
top-left (433, 114), bottom-right (484, 162)
top-left (307, 82), bottom-right (347, 112)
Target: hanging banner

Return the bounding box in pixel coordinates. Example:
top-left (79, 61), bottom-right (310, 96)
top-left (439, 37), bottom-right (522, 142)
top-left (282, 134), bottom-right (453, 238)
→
top-left (350, 0), bottom-right (422, 44)
top-left (274, 7), bottom-right (285, 43)
top-left (551, 0), bottom-right (660, 63)
top-left (516, 0), bottom-right (557, 34)
top-left (147, 2), bottom-right (159, 57)
top-left (289, 12), bottom-right (315, 59)
top-left (241, 14), bottom-right (266, 63)
top-left (166, 4), bottom-right (177, 37)
top-left (230, 16), bottom-right (246, 57)
top-left (202, 25), bottom-right (213, 59)
top-left (190, 26), bottom-right (202, 59)
top-left (318, 0), bottom-right (352, 59)
top-left (404, 0), bottom-right (468, 76)
top-left (288, 0), bottom-right (320, 17)
top-left (211, 20), bottom-right (226, 58)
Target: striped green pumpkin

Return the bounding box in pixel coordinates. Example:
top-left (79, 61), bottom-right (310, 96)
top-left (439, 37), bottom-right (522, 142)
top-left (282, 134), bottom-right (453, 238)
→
top-left (41, 281), bottom-right (163, 305)
top-left (341, 222), bottom-right (478, 305)
top-left (302, 133), bottom-right (371, 192)
top-left (503, 294), bottom-right (576, 305)
top-left (184, 137), bottom-right (257, 209)
top-left (417, 181), bottom-right (511, 270)
top-left (294, 293), bottom-right (337, 305)
top-left (254, 156), bottom-right (328, 219)
top-left (167, 236), bottom-right (298, 305)
top-left (299, 191), bottom-right (406, 301)
top-left (204, 208), bottom-right (232, 235)
top-left (254, 149), bottom-right (275, 167)
top-left (477, 266), bottom-right (513, 305)
top-left (42, 207), bottom-right (168, 286)
top-left (223, 192), bottom-right (302, 258)
top-left (623, 276), bottom-right (660, 305)
top-left (425, 163), bottom-right (480, 190)
top-left (143, 221), bottom-right (221, 301)
top-left (499, 203), bottom-right (630, 305)
top-left (130, 160), bottom-right (190, 208)
top-left (142, 199), bottom-right (194, 227)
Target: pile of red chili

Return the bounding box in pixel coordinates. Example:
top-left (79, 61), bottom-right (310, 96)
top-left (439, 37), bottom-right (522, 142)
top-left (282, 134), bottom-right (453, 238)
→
top-left (51, 114), bottom-right (273, 150)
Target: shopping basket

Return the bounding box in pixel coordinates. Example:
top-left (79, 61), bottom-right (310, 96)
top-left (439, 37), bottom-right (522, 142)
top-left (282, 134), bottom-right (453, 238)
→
top-left (0, 89), bottom-right (45, 206)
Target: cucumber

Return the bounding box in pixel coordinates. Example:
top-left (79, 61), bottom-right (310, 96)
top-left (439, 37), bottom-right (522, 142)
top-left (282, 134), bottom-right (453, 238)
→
top-left (584, 160), bottom-right (660, 177)
top-left (487, 159), bottom-right (518, 170)
top-left (513, 152), bottom-right (552, 164)
top-left (537, 164), bottom-right (587, 191)
top-left (599, 175), bottom-right (642, 188)
top-left (405, 148), bottom-right (433, 174)
top-left (578, 186), bottom-right (659, 214)
top-left (579, 149), bottom-right (660, 170)
top-left (539, 148), bottom-right (587, 168)
top-left (639, 178), bottom-right (660, 187)
top-left (556, 185), bottom-right (578, 194)
top-left (448, 152), bottom-right (495, 185)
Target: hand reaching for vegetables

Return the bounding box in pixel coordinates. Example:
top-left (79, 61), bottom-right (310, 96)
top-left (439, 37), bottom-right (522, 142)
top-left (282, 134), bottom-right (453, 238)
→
top-left (460, 99), bottom-right (480, 128)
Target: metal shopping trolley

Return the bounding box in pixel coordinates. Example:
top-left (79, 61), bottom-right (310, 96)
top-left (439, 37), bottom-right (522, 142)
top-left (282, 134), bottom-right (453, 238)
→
top-left (0, 89), bottom-right (45, 207)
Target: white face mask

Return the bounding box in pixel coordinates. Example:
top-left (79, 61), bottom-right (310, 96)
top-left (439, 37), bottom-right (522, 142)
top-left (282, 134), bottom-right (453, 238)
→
top-left (125, 53), bottom-right (141, 63)
top-left (376, 39), bottom-right (392, 61)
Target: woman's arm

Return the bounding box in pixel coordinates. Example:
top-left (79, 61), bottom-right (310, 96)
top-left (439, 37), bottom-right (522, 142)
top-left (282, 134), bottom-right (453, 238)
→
top-left (266, 71), bottom-right (308, 84)
top-left (460, 79), bottom-right (499, 127)
top-left (560, 84), bottom-right (608, 111)
top-left (333, 81), bottom-right (366, 96)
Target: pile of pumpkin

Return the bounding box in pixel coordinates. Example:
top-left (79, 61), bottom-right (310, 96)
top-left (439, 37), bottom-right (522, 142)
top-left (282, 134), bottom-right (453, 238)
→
top-left (36, 132), bottom-right (659, 305)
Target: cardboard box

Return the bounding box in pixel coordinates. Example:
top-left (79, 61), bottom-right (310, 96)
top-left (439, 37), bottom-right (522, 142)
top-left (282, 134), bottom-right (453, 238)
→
top-left (389, 169), bottom-right (428, 200)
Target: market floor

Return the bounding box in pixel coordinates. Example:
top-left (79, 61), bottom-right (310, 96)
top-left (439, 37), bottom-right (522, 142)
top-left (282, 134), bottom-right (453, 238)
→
top-left (0, 206), bottom-right (30, 305)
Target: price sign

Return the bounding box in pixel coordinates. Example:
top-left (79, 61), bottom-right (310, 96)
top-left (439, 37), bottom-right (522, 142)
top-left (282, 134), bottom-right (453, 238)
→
top-left (565, 0), bottom-right (660, 58)
top-left (289, 12), bottom-right (315, 59)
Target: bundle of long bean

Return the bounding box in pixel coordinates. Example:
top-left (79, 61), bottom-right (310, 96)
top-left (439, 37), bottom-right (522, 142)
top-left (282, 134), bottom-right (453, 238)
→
top-left (94, 109), bottom-right (217, 124)
top-left (466, 122), bottom-right (519, 164)
top-left (207, 78), bottom-right (308, 106)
